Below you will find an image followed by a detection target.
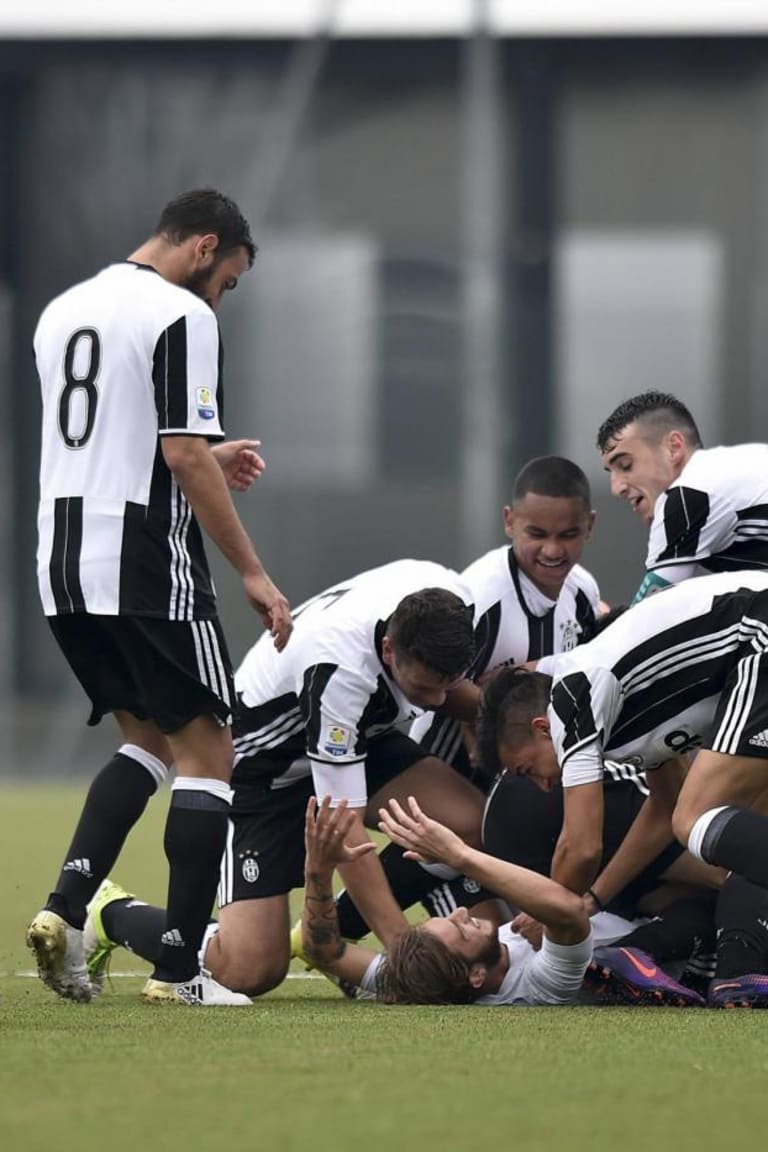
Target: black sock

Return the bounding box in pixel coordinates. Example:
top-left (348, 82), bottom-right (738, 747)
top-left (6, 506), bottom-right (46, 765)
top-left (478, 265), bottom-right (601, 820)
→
top-left (714, 874), bottom-right (768, 979)
top-left (45, 752), bottom-right (160, 929)
top-left (103, 899), bottom-right (168, 965)
top-left (616, 892), bottom-right (717, 964)
top-left (701, 807), bottom-right (768, 888)
top-left (335, 842), bottom-right (438, 939)
top-left (152, 788), bottom-right (229, 983)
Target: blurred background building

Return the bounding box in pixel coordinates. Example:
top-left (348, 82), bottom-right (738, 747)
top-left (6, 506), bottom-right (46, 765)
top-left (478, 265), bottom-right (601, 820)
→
top-left (2, 1), bottom-right (768, 773)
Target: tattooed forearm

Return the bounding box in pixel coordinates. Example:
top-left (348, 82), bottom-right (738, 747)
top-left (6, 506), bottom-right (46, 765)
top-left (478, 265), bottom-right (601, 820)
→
top-left (303, 870), bottom-right (348, 965)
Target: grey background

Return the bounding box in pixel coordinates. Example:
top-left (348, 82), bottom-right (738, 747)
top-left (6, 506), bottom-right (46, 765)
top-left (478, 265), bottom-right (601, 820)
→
top-left (2, 36), bottom-right (767, 774)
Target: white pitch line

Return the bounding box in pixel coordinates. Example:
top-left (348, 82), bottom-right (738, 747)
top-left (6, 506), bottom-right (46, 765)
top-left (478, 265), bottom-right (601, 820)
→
top-left (2, 970), bottom-right (323, 980)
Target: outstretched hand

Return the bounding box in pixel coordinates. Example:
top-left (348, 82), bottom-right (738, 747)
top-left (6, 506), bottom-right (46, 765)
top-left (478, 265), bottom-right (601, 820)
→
top-left (212, 439), bottom-right (266, 492)
top-left (378, 796), bottom-right (466, 871)
top-left (305, 795), bottom-right (377, 873)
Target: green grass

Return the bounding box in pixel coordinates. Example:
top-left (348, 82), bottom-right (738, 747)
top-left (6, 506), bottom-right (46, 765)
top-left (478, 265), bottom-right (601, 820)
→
top-left (0, 785), bottom-right (764, 1152)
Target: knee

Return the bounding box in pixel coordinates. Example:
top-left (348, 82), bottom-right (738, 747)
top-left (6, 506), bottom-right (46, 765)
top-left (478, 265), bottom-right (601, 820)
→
top-left (215, 951), bottom-right (289, 998)
top-left (671, 800), bottom-right (697, 847)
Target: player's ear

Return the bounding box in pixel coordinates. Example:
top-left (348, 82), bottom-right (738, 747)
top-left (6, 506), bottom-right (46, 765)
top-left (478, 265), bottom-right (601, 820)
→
top-left (502, 505), bottom-right (515, 540)
top-left (586, 509), bottom-right (596, 539)
top-left (468, 964), bottom-right (487, 990)
top-left (531, 715), bottom-right (551, 739)
top-left (195, 233), bottom-right (220, 265)
top-left (665, 429), bottom-right (687, 466)
top-left (381, 634), bottom-right (392, 664)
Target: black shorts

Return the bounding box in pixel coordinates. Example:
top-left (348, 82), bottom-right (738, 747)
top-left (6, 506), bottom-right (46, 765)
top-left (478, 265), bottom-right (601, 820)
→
top-left (48, 613), bottom-right (234, 734)
top-left (477, 770), bottom-right (683, 919)
top-left (220, 730), bottom-right (429, 903)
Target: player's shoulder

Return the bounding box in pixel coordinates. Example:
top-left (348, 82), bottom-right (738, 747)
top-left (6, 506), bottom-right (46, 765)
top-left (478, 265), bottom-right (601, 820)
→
top-left (562, 563), bottom-right (600, 603)
top-left (461, 545), bottom-right (511, 604)
top-left (371, 558), bottom-right (472, 604)
top-left (677, 443), bottom-right (768, 488)
top-left (36, 263), bottom-right (212, 332)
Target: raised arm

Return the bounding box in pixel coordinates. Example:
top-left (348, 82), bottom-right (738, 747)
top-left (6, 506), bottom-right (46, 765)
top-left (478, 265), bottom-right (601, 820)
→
top-left (379, 796), bottom-right (589, 945)
top-left (301, 796), bottom-right (382, 984)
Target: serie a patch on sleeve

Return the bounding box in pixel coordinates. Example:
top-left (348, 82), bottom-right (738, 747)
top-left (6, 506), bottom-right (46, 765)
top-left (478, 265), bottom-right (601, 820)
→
top-left (322, 723), bottom-right (352, 757)
top-left (196, 386), bottom-right (216, 420)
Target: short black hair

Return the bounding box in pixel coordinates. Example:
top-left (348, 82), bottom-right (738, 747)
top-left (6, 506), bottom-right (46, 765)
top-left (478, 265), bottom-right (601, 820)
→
top-left (512, 455), bottom-right (592, 507)
top-left (476, 667), bottom-right (552, 776)
top-left (387, 588), bottom-right (475, 680)
top-left (155, 188), bottom-right (256, 266)
top-left (596, 392), bottom-right (702, 453)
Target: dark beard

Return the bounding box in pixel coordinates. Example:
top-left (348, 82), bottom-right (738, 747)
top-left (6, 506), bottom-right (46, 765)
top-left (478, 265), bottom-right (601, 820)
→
top-left (181, 267), bottom-right (214, 304)
top-left (476, 932), bottom-right (503, 968)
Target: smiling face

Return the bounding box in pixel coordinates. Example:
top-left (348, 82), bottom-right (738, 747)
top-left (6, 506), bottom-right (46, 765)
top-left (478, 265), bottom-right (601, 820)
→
top-left (600, 422), bottom-right (688, 524)
top-left (422, 907), bottom-right (502, 968)
top-left (504, 493), bottom-right (595, 599)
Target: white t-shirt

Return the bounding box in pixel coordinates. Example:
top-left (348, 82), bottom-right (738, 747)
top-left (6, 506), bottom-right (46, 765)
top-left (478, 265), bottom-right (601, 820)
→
top-left (359, 927), bottom-right (594, 1006)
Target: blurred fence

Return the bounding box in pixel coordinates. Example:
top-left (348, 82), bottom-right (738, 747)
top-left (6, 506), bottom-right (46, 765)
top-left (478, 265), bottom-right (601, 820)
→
top-left (2, 34), bottom-right (768, 773)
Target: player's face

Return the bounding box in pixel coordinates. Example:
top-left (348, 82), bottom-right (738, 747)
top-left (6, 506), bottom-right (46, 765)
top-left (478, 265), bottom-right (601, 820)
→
top-left (498, 730), bottom-right (560, 792)
top-left (504, 493), bottom-right (595, 599)
top-left (422, 907), bottom-right (502, 967)
top-left (184, 245), bottom-right (251, 312)
top-left (385, 646), bottom-right (465, 711)
top-left (600, 423), bottom-right (680, 524)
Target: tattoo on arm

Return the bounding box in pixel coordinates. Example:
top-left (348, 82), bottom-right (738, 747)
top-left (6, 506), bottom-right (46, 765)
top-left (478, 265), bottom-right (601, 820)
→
top-left (304, 871), bottom-right (348, 965)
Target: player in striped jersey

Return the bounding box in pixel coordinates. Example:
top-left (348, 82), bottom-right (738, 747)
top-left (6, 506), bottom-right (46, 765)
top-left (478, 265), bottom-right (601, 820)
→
top-left (334, 456), bottom-right (601, 938)
top-left (27, 189), bottom-right (291, 1006)
top-left (597, 391), bottom-right (768, 602)
top-left (490, 570), bottom-right (768, 1005)
top-left (83, 560), bottom-right (486, 997)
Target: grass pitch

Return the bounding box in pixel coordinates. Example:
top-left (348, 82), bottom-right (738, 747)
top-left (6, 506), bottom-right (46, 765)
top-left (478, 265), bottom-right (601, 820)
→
top-left (1, 785), bottom-right (765, 1152)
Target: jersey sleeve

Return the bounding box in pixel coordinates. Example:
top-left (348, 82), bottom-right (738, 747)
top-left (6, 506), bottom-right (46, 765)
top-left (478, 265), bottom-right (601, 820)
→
top-left (549, 667), bottom-right (622, 787)
top-left (646, 484), bottom-right (734, 573)
top-left (300, 662), bottom-right (377, 807)
top-left (153, 308), bottom-right (224, 440)
top-left (521, 931), bottom-right (593, 1005)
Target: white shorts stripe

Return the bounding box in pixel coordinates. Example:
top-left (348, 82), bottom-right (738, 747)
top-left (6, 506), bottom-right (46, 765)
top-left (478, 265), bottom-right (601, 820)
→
top-left (218, 817), bottom-right (235, 908)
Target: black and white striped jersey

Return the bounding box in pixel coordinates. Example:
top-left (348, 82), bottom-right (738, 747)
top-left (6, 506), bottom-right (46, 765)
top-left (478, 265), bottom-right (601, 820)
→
top-left (646, 445), bottom-right (768, 583)
top-left (410, 546), bottom-right (600, 765)
top-left (35, 262), bottom-right (224, 620)
top-left (548, 569), bottom-right (768, 788)
top-left (233, 560), bottom-right (473, 802)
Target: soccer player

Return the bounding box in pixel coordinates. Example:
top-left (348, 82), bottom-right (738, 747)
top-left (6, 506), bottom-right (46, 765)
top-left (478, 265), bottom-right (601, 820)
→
top-left (28, 188), bottom-right (292, 1006)
top-left (334, 455), bottom-right (601, 937)
top-left (487, 569), bottom-right (768, 1006)
top-left (84, 560), bottom-right (485, 997)
top-left (597, 391), bottom-right (768, 602)
top-left (300, 795), bottom-right (703, 1007)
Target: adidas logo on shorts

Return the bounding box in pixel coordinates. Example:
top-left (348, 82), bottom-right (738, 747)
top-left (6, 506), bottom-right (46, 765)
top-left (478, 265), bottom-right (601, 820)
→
top-left (160, 928), bottom-right (186, 948)
top-left (748, 729), bottom-right (768, 749)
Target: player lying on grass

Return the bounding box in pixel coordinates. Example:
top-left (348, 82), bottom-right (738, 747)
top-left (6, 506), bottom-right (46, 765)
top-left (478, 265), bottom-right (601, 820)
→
top-left (489, 569), bottom-right (768, 1008)
top-left (301, 795), bottom-right (704, 1007)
